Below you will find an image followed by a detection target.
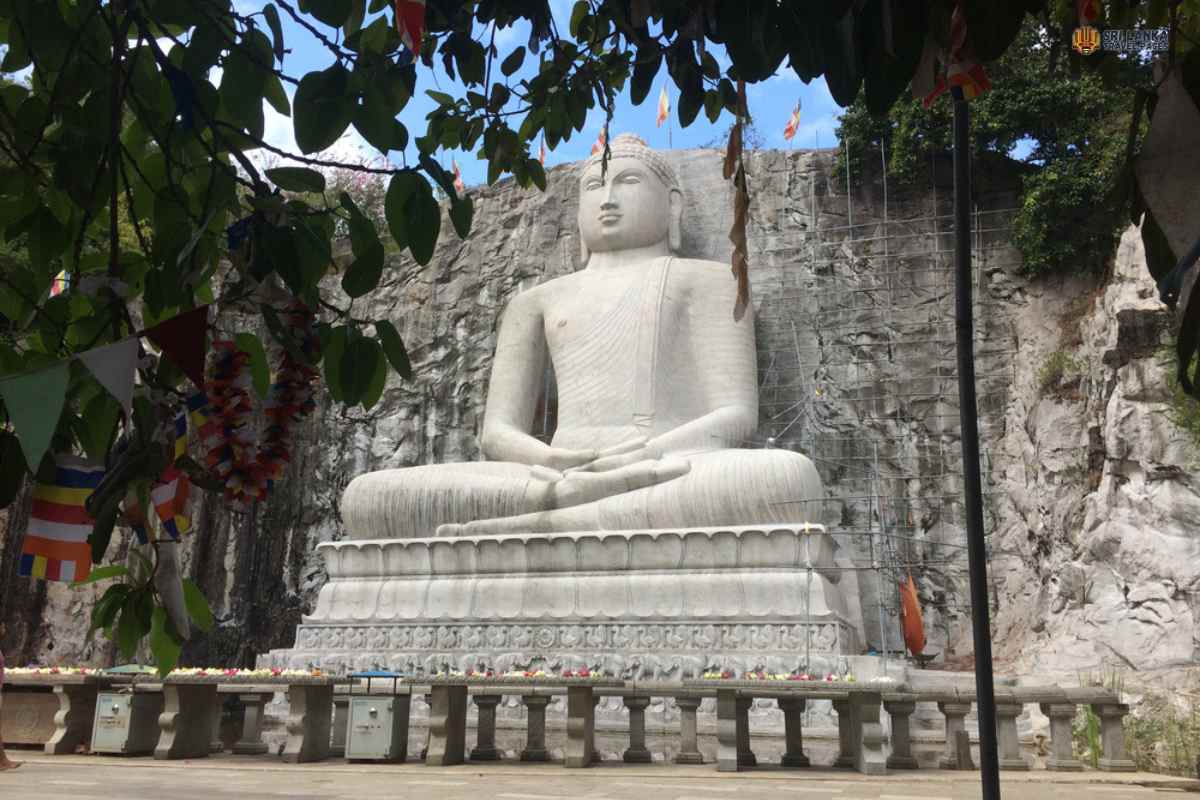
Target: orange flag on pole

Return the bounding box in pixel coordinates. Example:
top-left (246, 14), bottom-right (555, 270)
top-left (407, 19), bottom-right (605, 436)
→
top-left (899, 573), bottom-right (926, 656)
top-left (656, 84), bottom-right (670, 127)
top-left (922, 0), bottom-right (991, 107)
top-left (538, 137), bottom-right (546, 165)
top-left (783, 100), bottom-right (801, 141)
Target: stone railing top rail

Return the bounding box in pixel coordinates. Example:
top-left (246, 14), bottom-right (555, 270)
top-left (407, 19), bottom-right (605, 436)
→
top-left (110, 674), bottom-right (352, 687)
top-left (317, 524), bottom-right (835, 578)
top-left (2, 673), bottom-right (113, 686)
top-left (409, 675), bottom-right (626, 688)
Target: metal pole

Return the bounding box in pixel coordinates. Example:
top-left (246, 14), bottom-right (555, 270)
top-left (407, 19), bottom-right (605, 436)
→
top-left (952, 96), bottom-right (1000, 800)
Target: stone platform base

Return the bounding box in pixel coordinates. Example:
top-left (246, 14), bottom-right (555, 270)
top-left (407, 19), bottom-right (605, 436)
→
top-left (264, 525), bottom-right (860, 679)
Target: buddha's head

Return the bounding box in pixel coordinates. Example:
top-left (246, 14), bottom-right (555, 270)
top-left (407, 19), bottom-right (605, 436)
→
top-left (578, 133), bottom-right (683, 264)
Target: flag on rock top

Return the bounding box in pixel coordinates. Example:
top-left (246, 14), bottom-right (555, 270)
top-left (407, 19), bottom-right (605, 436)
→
top-left (394, 0), bottom-right (426, 55)
top-left (78, 338), bottom-right (139, 418)
top-left (144, 305), bottom-right (209, 389)
top-left (19, 455), bottom-right (103, 582)
top-left (539, 137), bottom-right (546, 165)
top-left (899, 573), bottom-right (927, 656)
top-left (656, 84), bottom-right (670, 127)
top-left (591, 126), bottom-right (607, 156)
top-left (0, 361), bottom-right (70, 472)
top-left (452, 158), bottom-right (465, 194)
top-left (783, 100), bottom-right (801, 141)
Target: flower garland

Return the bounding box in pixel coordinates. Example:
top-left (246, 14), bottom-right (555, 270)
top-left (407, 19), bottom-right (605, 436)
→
top-left (200, 304), bottom-right (320, 508)
top-left (5, 667), bottom-right (96, 676)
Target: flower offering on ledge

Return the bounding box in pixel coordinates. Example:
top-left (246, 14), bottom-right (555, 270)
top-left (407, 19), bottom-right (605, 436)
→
top-left (5, 666), bottom-right (95, 676)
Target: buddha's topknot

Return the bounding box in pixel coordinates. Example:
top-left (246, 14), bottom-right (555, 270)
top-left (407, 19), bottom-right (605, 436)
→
top-left (580, 133), bottom-right (681, 191)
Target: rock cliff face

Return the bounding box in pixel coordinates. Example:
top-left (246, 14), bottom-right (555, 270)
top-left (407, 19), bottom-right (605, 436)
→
top-left (2, 147), bottom-right (1196, 679)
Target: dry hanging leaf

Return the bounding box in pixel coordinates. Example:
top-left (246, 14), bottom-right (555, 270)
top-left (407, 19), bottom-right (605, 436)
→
top-left (729, 164), bottom-right (750, 321)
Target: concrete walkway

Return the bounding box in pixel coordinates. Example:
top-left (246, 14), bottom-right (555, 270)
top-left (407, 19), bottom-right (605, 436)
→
top-left (1, 754), bottom-right (1196, 800)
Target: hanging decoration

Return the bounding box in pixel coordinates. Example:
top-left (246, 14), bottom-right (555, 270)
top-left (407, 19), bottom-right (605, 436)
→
top-left (899, 573), bottom-right (927, 656)
top-left (393, 0), bottom-right (426, 55)
top-left (656, 84), bottom-right (670, 127)
top-left (921, 0), bottom-right (991, 107)
top-left (0, 361), bottom-right (70, 471)
top-left (590, 125), bottom-right (607, 156)
top-left (199, 304), bottom-right (320, 508)
top-left (783, 100), bottom-right (801, 141)
top-left (144, 305), bottom-right (210, 388)
top-left (19, 455), bottom-right (104, 582)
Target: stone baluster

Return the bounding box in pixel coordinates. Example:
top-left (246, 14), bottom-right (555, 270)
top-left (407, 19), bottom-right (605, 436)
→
top-left (44, 684), bottom-right (98, 755)
top-left (883, 695), bottom-right (919, 769)
top-left (716, 689), bottom-right (753, 772)
top-left (329, 694), bottom-right (350, 758)
top-left (832, 697), bottom-right (856, 768)
top-left (1091, 702), bottom-right (1135, 772)
top-left (521, 695), bottom-right (551, 762)
top-left (471, 694), bottom-right (502, 761)
top-left (994, 698), bottom-right (1029, 770)
top-left (778, 697), bottom-right (810, 767)
top-left (937, 700), bottom-right (974, 770)
top-left (855, 692), bottom-right (888, 775)
top-left (673, 696), bottom-right (704, 764)
top-left (1039, 702), bottom-right (1083, 771)
top-left (156, 683), bottom-right (218, 760)
top-left (232, 692), bottom-right (273, 755)
top-left (283, 682), bottom-right (334, 763)
top-left (565, 688), bottom-right (599, 768)
top-left (735, 697), bottom-right (756, 767)
top-left (210, 698), bottom-right (225, 753)
top-left (623, 696), bottom-right (653, 763)
top-left (426, 684), bottom-right (468, 766)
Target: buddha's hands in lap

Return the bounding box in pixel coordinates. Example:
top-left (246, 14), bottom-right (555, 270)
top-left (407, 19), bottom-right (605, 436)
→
top-left (536, 456), bottom-right (691, 510)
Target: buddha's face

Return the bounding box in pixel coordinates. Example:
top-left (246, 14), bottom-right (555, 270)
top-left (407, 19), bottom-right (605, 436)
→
top-left (578, 155), bottom-right (673, 254)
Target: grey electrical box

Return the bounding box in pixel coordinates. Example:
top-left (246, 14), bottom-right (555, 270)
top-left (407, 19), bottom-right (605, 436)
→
top-left (91, 690), bottom-right (163, 755)
top-left (345, 694), bottom-right (411, 762)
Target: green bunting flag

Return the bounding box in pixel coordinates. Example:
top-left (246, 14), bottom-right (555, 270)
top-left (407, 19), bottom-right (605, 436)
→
top-left (0, 361), bottom-right (70, 471)
top-left (78, 338), bottom-right (139, 417)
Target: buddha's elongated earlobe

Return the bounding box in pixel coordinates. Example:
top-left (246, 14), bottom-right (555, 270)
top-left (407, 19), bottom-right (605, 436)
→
top-left (668, 187), bottom-right (683, 253)
top-left (579, 234), bottom-right (590, 266)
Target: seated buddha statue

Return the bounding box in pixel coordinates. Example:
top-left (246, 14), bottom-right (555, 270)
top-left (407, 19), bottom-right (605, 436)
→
top-left (341, 134), bottom-right (823, 538)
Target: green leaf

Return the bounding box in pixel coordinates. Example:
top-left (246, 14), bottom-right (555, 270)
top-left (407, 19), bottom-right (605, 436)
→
top-left (74, 564), bottom-right (130, 586)
top-left (116, 594), bottom-right (147, 659)
top-left (501, 46), bottom-right (526, 77)
top-left (678, 83), bottom-right (703, 127)
top-left (76, 392), bottom-right (120, 463)
top-left (293, 65), bottom-right (355, 154)
top-left (343, 0), bottom-right (366, 36)
top-left (631, 48), bottom-right (660, 105)
top-left (264, 73), bottom-right (291, 116)
top-left (235, 333), bottom-right (271, 398)
top-left (182, 579), bottom-right (214, 633)
top-left (449, 195), bottom-right (473, 239)
top-left (90, 584), bottom-right (131, 637)
top-left (361, 341), bottom-right (387, 411)
top-left (0, 430), bottom-right (27, 509)
top-left (407, 181), bottom-right (441, 265)
top-left (263, 3), bottom-right (286, 62)
top-left (342, 239), bottom-right (385, 297)
top-left (88, 504), bottom-right (118, 566)
top-left (425, 90), bottom-right (456, 107)
top-left (303, 0), bottom-right (352, 27)
top-left (569, 0), bottom-right (589, 38)
top-left (375, 320), bottom-right (413, 380)
top-left (354, 85), bottom-right (408, 153)
top-left (149, 607), bottom-right (182, 676)
top-left (322, 326), bottom-right (347, 402)
top-left (340, 334), bottom-right (381, 406)
top-left (527, 158), bottom-right (547, 192)
top-left (704, 89), bottom-right (723, 123)
top-left (384, 171), bottom-right (418, 250)
top-left (266, 166), bottom-right (327, 193)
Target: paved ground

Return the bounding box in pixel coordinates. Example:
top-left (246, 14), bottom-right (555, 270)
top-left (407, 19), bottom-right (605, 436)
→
top-left (1, 754), bottom-right (1197, 800)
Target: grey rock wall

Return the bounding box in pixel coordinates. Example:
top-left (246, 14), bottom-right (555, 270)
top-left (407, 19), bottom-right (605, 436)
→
top-left (2, 148), bottom-right (1196, 681)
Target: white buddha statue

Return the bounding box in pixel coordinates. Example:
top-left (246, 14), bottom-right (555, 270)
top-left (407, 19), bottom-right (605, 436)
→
top-left (341, 134), bottom-right (823, 538)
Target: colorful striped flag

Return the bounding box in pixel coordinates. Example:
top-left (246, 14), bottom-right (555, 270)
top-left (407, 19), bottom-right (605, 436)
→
top-left (656, 85), bottom-right (670, 127)
top-left (393, 0), bottom-right (425, 55)
top-left (452, 158), bottom-right (465, 194)
top-left (49, 270), bottom-right (69, 297)
top-left (151, 464), bottom-right (191, 540)
top-left (186, 389), bottom-right (212, 433)
top-left (783, 100), bottom-right (801, 141)
top-left (590, 126), bottom-right (607, 156)
top-left (170, 406), bottom-right (188, 462)
top-left (922, 0), bottom-right (991, 107)
top-left (19, 456), bottom-right (103, 582)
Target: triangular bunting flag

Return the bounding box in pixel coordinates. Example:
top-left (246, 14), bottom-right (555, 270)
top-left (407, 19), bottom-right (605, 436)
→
top-left (78, 338), bottom-right (139, 417)
top-left (144, 306), bottom-right (209, 388)
top-left (0, 362), bottom-right (70, 471)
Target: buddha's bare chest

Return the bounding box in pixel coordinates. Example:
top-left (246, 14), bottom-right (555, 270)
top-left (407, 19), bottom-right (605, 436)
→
top-left (541, 273), bottom-right (649, 350)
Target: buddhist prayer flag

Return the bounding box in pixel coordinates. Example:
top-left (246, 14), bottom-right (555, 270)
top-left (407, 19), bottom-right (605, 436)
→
top-left (144, 305), bottom-right (209, 389)
top-left (150, 464), bottom-right (191, 540)
top-left (49, 270), bottom-right (68, 297)
top-left (393, 0), bottom-right (425, 55)
top-left (186, 389), bottom-right (212, 432)
top-left (78, 338), bottom-right (139, 418)
top-left (590, 126), bottom-right (607, 156)
top-left (921, 0), bottom-right (991, 107)
top-left (19, 456), bottom-right (103, 582)
top-left (452, 158), bottom-right (465, 194)
top-left (899, 574), bottom-right (927, 656)
top-left (783, 100), bottom-right (801, 141)
top-left (0, 361), bottom-right (69, 471)
top-left (538, 137), bottom-right (546, 165)
top-left (656, 84), bottom-right (670, 127)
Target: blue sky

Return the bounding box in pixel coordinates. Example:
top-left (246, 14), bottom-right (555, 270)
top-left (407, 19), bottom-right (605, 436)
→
top-left (242, 1), bottom-right (845, 187)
